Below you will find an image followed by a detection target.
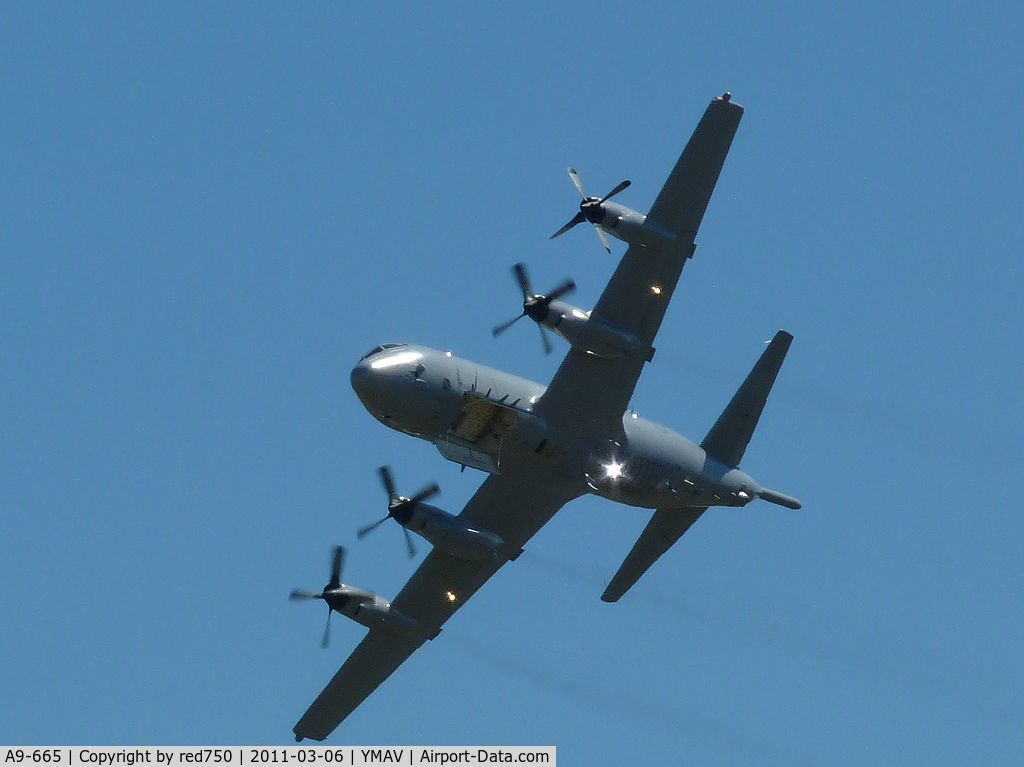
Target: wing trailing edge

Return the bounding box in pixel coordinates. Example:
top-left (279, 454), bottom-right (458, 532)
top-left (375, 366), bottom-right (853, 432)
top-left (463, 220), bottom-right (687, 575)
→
top-left (700, 330), bottom-right (793, 469)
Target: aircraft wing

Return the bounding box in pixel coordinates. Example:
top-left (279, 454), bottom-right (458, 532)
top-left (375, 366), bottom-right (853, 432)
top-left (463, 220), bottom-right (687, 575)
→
top-left (536, 95), bottom-right (743, 438)
top-left (293, 464), bottom-right (582, 741)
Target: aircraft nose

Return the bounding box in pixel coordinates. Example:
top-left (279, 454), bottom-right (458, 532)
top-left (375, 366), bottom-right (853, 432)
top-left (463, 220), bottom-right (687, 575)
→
top-left (350, 361), bottom-right (374, 400)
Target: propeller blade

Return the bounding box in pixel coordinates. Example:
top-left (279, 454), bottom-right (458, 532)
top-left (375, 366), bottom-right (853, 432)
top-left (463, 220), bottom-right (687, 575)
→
top-left (378, 465), bottom-right (397, 501)
top-left (599, 179), bottom-right (631, 204)
top-left (403, 527), bottom-right (416, 559)
top-left (410, 483), bottom-right (440, 505)
top-left (289, 589), bottom-right (321, 601)
top-left (492, 313), bottom-right (526, 337)
top-left (549, 211), bottom-right (586, 240)
top-left (329, 545), bottom-right (344, 588)
top-left (357, 516), bottom-right (390, 539)
top-left (593, 224), bottom-right (611, 253)
top-left (568, 167), bottom-right (587, 198)
top-left (320, 608), bottom-right (332, 649)
top-left (545, 279), bottom-right (576, 303)
top-left (512, 262), bottom-right (532, 298)
top-left (538, 324), bottom-right (553, 355)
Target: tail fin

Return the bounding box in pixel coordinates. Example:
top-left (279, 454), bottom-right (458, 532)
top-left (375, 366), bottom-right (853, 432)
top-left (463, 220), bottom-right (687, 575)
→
top-left (700, 330), bottom-right (793, 468)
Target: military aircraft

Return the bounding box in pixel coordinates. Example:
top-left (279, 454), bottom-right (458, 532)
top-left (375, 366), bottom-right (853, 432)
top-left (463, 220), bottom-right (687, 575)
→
top-left (291, 92), bottom-right (801, 741)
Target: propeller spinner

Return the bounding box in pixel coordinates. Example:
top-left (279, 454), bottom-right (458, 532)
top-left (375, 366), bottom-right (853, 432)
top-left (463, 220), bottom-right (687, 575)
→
top-left (550, 167), bottom-right (630, 253)
top-left (356, 466), bottom-right (440, 558)
top-left (289, 545), bottom-right (346, 648)
top-left (491, 262), bottom-right (575, 355)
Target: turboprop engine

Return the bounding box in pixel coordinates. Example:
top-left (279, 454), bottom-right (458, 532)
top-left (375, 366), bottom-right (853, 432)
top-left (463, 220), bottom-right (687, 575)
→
top-left (543, 305), bottom-right (644, 359)
top-left (492, 263), bottom-right (644, 358)
top-left (357, 466), bottom-right (504, 561)
top-left (288, 546), bottom-right (423, 647)
top-left (549, 167), bottom-right (678, 253)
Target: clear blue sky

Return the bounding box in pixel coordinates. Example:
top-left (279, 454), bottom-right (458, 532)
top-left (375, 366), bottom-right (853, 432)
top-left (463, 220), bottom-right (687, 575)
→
top-left (3, 2), bottom-right (1022, 763)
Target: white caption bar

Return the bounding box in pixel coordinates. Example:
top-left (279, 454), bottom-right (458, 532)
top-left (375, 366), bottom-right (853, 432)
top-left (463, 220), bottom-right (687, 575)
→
top-left (1, 748), bottom-right (555, 767)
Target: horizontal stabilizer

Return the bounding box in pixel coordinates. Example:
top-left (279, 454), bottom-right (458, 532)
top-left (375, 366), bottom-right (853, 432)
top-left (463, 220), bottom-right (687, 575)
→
top-left (601, 507), bottom-right (705, 603)
top-left (701, 330), bottom-right (793, 468)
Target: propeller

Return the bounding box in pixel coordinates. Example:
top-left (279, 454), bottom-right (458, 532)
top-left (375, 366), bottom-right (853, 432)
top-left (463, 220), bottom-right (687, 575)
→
top-left (550, 167), bottom-right (630, 253)
top-left (356, 466), bottom-right (439, 558)
top-left (321, 610), bottom-right (333, 649)
top-left (289, 545), bottom-right (346, 649)
top-left (491, 262), bottom-right (575, 355)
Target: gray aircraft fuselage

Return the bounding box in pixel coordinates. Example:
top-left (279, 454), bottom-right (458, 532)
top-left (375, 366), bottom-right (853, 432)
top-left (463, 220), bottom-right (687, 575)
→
top-left (350, 344), bottom-right (760, 511)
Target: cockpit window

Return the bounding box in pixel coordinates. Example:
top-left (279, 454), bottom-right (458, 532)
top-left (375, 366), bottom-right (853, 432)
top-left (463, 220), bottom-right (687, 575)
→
top-left (359, 343), bottom-right (406, 361)
top-left (370, 350), bottom-right (423, 369)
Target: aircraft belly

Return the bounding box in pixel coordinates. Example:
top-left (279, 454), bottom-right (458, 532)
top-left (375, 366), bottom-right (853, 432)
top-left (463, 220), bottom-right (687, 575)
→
top-left (425, 356), bottom-right (558, 474)
top-left (585, 415), bottom-right (723, 508)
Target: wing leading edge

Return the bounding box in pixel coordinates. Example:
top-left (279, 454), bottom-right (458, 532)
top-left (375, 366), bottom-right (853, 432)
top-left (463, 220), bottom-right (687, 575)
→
top-left (293, 466), bottom-right (582, 741)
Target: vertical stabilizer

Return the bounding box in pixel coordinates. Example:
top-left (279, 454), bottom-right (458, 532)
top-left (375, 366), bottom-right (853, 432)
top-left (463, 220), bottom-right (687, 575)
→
top-left (700, 331), bottom-right (793, 468)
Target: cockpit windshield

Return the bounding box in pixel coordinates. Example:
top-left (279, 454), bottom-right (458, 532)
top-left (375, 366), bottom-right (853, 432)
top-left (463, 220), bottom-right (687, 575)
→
top-left (359, 343), bottom-right (406, 362)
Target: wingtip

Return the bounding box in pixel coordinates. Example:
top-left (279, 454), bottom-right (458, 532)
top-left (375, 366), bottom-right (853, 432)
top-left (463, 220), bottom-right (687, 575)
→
top-left (712, 91), bottom-right (744, 112)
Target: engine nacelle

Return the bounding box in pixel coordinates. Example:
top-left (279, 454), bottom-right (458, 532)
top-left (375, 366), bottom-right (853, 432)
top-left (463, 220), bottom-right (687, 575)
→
top-left (422, 516), bottom-right (503, 560)
top-left (407, 503), bottom-right (504, 561)
top-left (543, 301), bottom-right (643, 358)
top-left (352, 599), bottom-right (424, 635)
top-left (596, 201), bottom-right (679, 250)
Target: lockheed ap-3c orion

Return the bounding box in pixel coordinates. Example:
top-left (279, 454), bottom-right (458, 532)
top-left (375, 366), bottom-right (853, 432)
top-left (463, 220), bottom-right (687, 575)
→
top-left (291, 92), bottom-right (802, 741)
